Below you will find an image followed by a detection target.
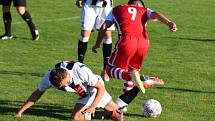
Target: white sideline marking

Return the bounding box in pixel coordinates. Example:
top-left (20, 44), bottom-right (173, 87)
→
top-left (12, 16), bottom-right (80, 25)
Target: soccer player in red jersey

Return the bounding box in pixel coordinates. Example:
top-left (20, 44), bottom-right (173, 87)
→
top-left (92, 0), bottom-right (177, 109)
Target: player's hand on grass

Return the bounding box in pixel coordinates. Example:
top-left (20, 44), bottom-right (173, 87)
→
top-left (15, 113), bottom-right (22, 118)
top-left (167, 22), bottom-right (177, 32)
top-left (76, 0), bottom-right (82, 8)
top-left (82, 105), bottom-right (96, 117)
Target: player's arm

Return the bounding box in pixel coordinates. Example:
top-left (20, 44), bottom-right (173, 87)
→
top-left (92, 20), bottom-right (113, 53)
top-left (150, 11), bottom-right (177, 32)
top-left (77, 66), bottom-right (106, 115)
top-left (15, 89), bottom-right (45, 117)
top-left (83, 80), bottom-right (106, 116)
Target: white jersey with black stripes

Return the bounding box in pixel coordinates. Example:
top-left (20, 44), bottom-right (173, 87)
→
top-left (84, 0), bottom-right (113, 7)
top-left (37, 61), bottom-right (112, 108)
top-left (38, 61), bottom-right (100, 93)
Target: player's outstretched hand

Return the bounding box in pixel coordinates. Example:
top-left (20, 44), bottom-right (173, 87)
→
top-left (15, 113), bottom-right (22, 118)
top-left (167, 22), bottom-right (177, 32)
top-left (76, 0), bottom-right (82, 8)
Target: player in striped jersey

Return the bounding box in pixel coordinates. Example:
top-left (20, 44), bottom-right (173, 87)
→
top-left (15, 61), bottom-right (123, 121)
top-left (76, 0), bottom-right (114, 82)
top-left (92, 0), bottom-right (177, 110)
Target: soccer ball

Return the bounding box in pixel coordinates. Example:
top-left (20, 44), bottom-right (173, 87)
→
top-left (141, 99), bottom-right (162, 118)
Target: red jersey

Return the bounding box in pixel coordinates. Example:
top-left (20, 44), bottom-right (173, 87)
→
top-left (112, 5), bottom-right (148, 36)
top-left (107, 5), bottom-right (151, 70)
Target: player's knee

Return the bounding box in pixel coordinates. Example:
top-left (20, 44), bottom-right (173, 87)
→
top-left (16, 7), bottom-right (26, 15)
top-left (79, 36), bottom-right (90, 43)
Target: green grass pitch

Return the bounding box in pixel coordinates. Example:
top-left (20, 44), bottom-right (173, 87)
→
top-left (0, 0), bottom-right (215, 121)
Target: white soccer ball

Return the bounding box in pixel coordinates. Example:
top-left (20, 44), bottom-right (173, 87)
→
top-left (141, 99), bottom-right (162, 118)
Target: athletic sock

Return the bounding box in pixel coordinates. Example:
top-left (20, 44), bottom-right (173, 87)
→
top-left (107, 66), bottom-right (131, 81)
top-left (107, 65), bottom-right (141, 103)
top-left (116, 86), bottom-right (140, 108)
top-left (102, 43), bottom-right (112, 70)
top-left (21, 11), bottom-right (36, 32)
top-left (78, 41), bottom-right (88, 63)
top-left (3, 12), bottom-right (12, 36)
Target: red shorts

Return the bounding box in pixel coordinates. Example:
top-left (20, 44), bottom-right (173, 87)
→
top-left (108, 34), bottom-right (149, 70)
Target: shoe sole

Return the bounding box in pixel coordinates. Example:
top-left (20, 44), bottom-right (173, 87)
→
top-left (143, 79), bottom-right (164, 86)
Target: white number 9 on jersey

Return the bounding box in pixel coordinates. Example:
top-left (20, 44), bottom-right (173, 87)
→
top-left (128, 7), bottom-right (137, 21)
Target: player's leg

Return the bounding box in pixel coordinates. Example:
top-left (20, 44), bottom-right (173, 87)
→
top-left (107, 65), bottom-right (163, 113)
top-left (128, 35), bottom-right (150, 93)
top-left (96, 6), bottom-right (114, 81)
top-left (113, 76), bottom-right (164, 111)
top-left (78, 30), bottom-right (91, 63)
top-left (115, 35), bottom-right (160, 109)
top-left (108, 66), bottom-right (138, 111)
top-left (78, 5), bottom-right (96, 63)
top-left (107, 35), bottom-right (142, 92)
top-left (101, 30), bottom-right (112, 81)
top-left (107, 35), bottom-right (153, 109)
top-left (107, 35), bottom-right (144, 93)
top-left (107, 65), bottom-right (140, 110)
top-left (115, 86), bottom-right (140, 109)
top-left (15, 0), bottom-right (39, 40)
top-left (0, 0), bottom-right (13, 40)
top-left (106, 38), bottom-right (142, 110)
top-left (107, 65), bottom-right (156, 88)
top-left (102, 32), bottom-right (112, 70)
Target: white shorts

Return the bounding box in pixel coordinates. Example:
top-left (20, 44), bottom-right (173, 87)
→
top-left (81, 4), bottom-right (115, 31)
top-left (76, 77), bottom-right (112, 108)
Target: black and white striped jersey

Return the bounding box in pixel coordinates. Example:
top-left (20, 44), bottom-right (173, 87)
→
top-left (38, 61), bottom-right (101, 97)
top-left (83, 0), bottom-right (113, 7)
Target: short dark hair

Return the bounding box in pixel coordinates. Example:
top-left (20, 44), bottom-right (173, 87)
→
top-left (49, 68), bottom-right (67, 88)
top-left (128, 0), bottom-right (145, 7)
